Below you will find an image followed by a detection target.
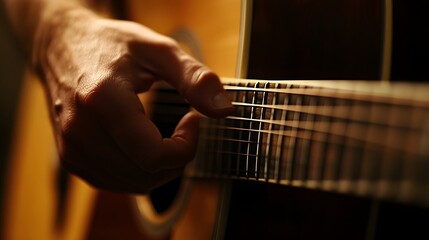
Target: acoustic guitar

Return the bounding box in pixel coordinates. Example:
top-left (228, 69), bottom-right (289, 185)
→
top-left (3, 0), bottom-right (429, 239)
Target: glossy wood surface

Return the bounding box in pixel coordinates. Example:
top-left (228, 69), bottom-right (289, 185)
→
top-left (222, 0), bottom-right (429, 239)
top-left (2, 72), bottom-right (97, 240)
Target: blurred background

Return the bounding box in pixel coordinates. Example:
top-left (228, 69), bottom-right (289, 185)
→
top-left (0, 2), bottom-right (25, 236)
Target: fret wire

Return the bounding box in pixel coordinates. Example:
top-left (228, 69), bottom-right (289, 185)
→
top-left (322, 93), bottom-right (339, 183)
top-left (316, 96), bottom-right (336, 184)
top-left (226, 83), bottom-right (241, 176)
top-left (264, 83), bottom-right (280, 181)
top-left (255, 82), bottom-right (270, 179)
top-left (285, 87), bottom-right (303, 182)
top-left (254, 83), bottom-right (264, 179)
top-left (333, 96), bottom-right (354, 186)
top-left (274, 84), bottom-right (291, 182)
top-left (358, 95), bottom-right (386, 195)
top-left (300, 94), bottom-right (318, 184)
top-left (380, 100), bottom-right (396, 185)
top-left (404, 107), bottom-right (426, 183)
top-left (245, 82), bottom-right (259, 178)
top-left (416, 117), bottom-right (429, 199)
top-left (235, 82), bottom-right (251, 177)
top-left (378, 100), bottom-right (398, 184)
top-left (255, 83), bottom-right (268, 179)
top-left (379, 99), bottom-right (411, 198)
top-left (341, 98), bottom-right (368, 185)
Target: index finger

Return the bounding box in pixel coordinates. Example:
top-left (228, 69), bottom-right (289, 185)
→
top-left (129, 28), bottom-right (234, 118)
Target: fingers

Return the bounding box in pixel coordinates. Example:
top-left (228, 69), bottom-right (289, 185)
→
top-left (55, 21), bottom-right (230, 193)
top-left (162, 51), bottom-right (234, 118)
top-left (181, 69), bottom-right (235, 118)
top-left (62, 79), bottom-right (201, 193)
top-left (83, 78), bottom-right (199, 168)
top-left (130, 29), bottom-right (234, 118)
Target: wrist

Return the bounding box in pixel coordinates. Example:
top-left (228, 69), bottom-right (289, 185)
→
top-left (33, 2), bottom-right (97, 75)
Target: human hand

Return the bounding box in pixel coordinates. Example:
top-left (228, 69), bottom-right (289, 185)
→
top-left (35, 10), bottom-right (233, 193)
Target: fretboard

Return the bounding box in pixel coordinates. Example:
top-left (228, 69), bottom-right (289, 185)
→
top-left (189, 78), bottom-right (429, 207)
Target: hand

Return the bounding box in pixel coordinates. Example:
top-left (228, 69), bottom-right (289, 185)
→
top-left (36, 10), bottom-right (233, 193)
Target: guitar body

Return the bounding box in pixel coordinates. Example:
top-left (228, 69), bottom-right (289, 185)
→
top-left (123, 0), bottom-right (429, 239)
top-left (117, 1), bottom-right (242, 239)
top-left (3, 0), bottom-right (429, 240)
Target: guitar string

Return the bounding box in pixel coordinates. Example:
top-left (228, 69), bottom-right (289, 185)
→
top-left (199, 129), bottom-right (419, 157)
top-left (196, 149), bottom-right (417, 181)
top-left (203, 118), bottom-right (422, 140)
top-left (199, 123), bottom-right (422, 155)
top-left (221, 86), bottom-right (429, 105)
top-left (245, 82), bottom-right (258, 178)
top-left (153, 84), bottom-right (429, 106)
top-left (190, 99), bottom-right (426, 194)
top-left (263, 83), bottom-right (280, 180)
top-left (229, 102), bottom-right (427, 129)
top-left (151, 109), bottom-right (424, 154)
top-left (151, 89), bottom-right (429, 130)
top-left (151, 103), bottom-right (427, 131)
top-left (151, 84), bottom-right (428, 182)
top-left (196, 139), bottom-right (417, 180)
top-left (257, 82), bottom-right (270, 179)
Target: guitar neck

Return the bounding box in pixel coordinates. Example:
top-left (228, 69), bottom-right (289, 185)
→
top-left (189, 78), bottom-right (429, 206)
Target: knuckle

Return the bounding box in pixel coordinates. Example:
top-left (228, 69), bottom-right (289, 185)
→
top-left (155, 37), bottom-right (180, 54)
top-left (74, 76), bottom-right (114, 110)
top-left (60, 112), bottom-right (79, 140)
top-left (109, 52), bottom-right (134, 72)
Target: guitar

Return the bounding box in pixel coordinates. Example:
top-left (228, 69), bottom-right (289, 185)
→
top-left (127, 0), bottom-right (429, 239)
top-left (3, 0), bottom-right (429, 239)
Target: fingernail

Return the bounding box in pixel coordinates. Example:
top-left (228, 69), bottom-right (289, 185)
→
top-left (212, 91), bottom-right (233, 109)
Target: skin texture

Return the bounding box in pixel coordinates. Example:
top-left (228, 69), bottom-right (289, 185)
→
top-left (4, 0), bottom-right (233, 193)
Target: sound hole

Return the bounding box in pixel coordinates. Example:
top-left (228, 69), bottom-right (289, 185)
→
top-left (150, 177), bottom-right (182, 213)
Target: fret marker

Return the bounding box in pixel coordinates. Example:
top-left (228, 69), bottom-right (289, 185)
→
top-left (212, 91), bottom-right (233, 110)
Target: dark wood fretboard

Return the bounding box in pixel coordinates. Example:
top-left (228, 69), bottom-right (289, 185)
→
top-left (190, 78), bottom-right (429, 207)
